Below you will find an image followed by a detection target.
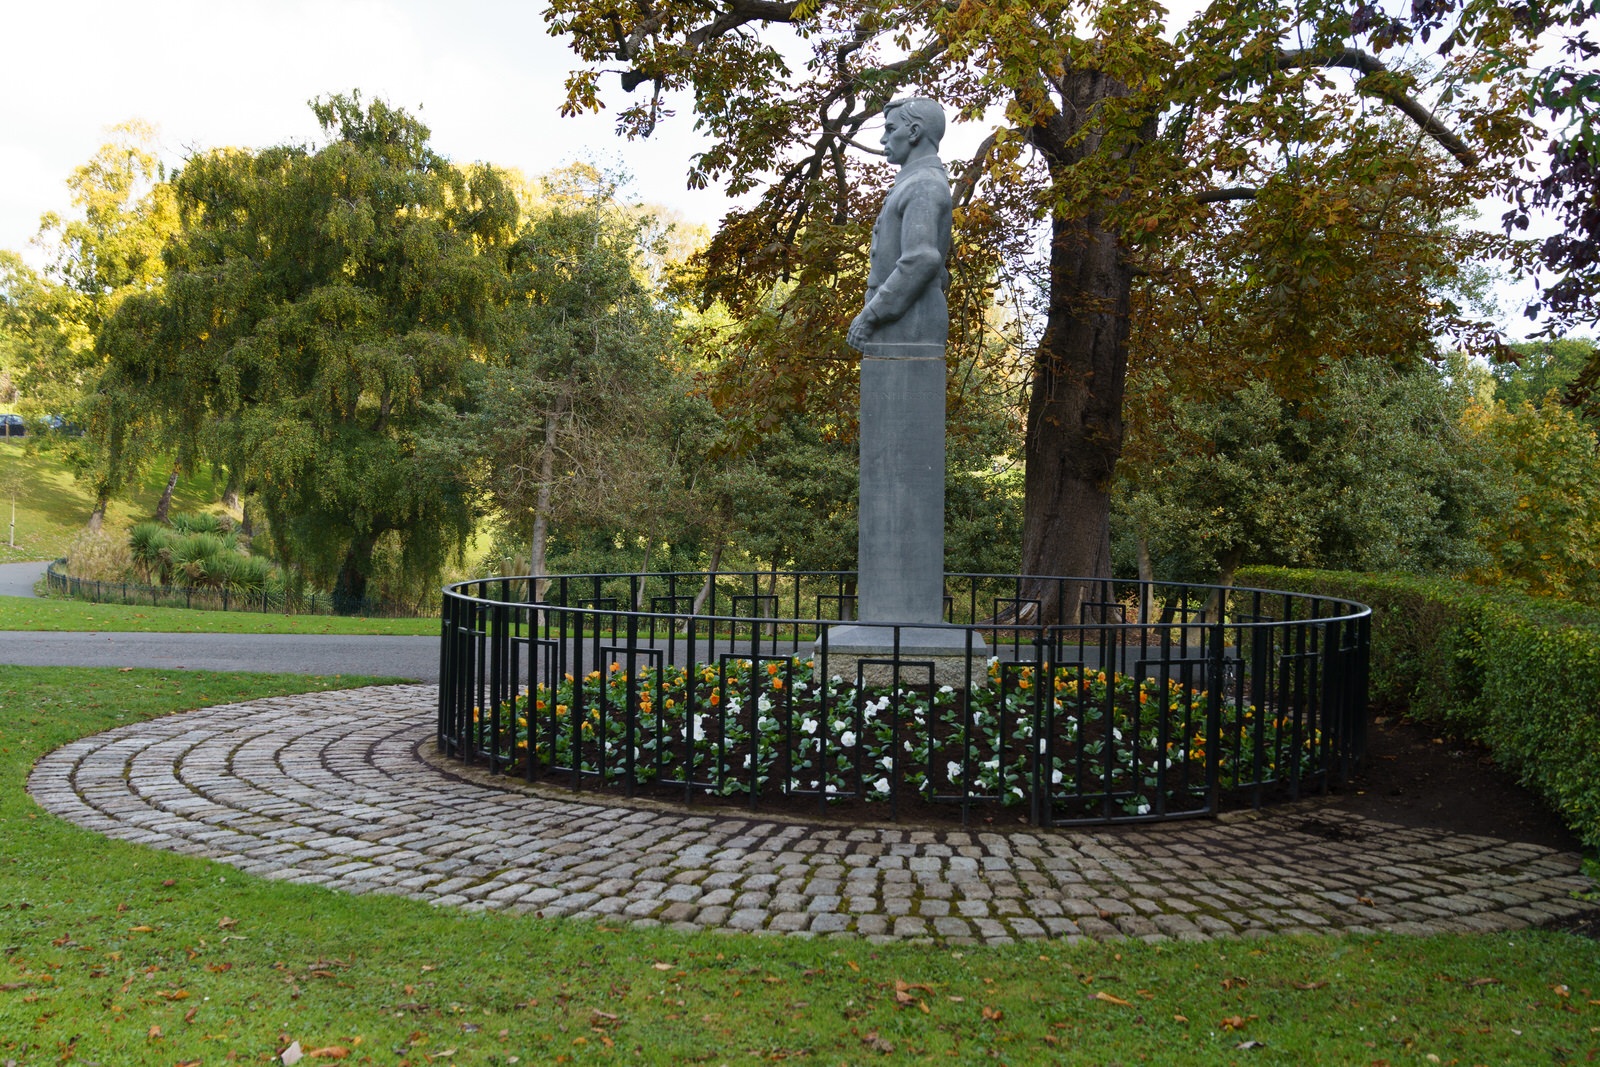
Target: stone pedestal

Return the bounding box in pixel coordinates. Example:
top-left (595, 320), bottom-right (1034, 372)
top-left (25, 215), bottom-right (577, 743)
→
top-left (818, 351), bottom-right (988, 678)
top-left (820, 622), bottom-right (985, 687)
top-left (856, 353), bottom-right (946, 623)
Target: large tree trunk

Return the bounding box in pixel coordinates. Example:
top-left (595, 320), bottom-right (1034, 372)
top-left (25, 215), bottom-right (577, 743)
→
top-left (1015, 68), bottom-right (1151, 626)
top-left (332, 532), bottom-right (380, 614)
top-left (154, 465), bottom-right (180, 523)
top-left (220, 471), bottom-right (240, 512)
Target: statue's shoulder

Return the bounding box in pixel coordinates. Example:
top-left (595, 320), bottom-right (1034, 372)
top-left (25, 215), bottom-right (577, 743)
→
top-left (896, 162), bottom-right (952, 205)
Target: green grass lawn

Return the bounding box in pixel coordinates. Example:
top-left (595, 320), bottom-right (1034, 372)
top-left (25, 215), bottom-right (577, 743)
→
top-left (1, 667), bottom-right (1596, 1064)
top-left (0, 595), bottom-right (440, 636)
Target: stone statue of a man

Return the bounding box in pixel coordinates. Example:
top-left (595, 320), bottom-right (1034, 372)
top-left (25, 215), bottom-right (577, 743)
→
top-left (847, 97), bottom-right (953, 358)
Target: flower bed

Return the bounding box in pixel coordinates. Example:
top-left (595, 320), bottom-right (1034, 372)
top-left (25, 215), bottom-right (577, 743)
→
top-left (467, 654), bottom-right (1323, 823)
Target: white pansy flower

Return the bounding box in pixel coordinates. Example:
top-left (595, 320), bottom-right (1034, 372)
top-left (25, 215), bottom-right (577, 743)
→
top-left (839, 731), bottom-right (856, 748)
top-left (800, 718), bottom-right (819, 735)
top-left (1051, 768), bottom-right (1063, 784)
top-left (880, 756), bottom-right (894, 770)
top-left (874, 777), bottom-right (891, 794)
top-left (947, 760), bottom-right (963, 781)
top-left (1011, 786), bottom-right (1024, 798)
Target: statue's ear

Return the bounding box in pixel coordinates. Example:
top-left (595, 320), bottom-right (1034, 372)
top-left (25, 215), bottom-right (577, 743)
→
top-left (906, 120), bottom-right (924, 145)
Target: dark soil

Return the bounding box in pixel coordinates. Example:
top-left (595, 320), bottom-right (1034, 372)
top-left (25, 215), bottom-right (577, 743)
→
top-left (1328, 712), bottom-right (1580, 852)
top-left (1326, 711), bottom-right (1598, 940)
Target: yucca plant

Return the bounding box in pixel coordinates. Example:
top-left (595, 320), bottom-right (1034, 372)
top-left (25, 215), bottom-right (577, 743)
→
top-left (217, 552), bottom-right (277, 595)
top-left (169, 512), bottom-right (223, 535)
top-left (170, 532), bottom-right (228, 588)
top-left (127, 523), bottom-right (172, 584)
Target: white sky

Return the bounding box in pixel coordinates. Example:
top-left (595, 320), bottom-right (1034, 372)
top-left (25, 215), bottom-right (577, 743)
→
top-left (0, 0), bottom-right (739, 264)
top-left (0, 0), bottom-right (1556, 338)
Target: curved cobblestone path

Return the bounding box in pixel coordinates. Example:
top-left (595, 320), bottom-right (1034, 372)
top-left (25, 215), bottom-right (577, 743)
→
top-left (27, 685), bottom-right (1596, 944)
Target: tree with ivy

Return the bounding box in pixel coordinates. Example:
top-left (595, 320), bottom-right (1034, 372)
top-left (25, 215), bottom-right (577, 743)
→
top-left (545, 0), bottom-right (1531, 621)
top-left (96, 94), bottom-right (521, 609)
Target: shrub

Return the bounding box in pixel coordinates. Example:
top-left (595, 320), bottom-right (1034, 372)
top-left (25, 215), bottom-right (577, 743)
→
top-left (169, 532), bottom-right (229, 588)
top-left (127, 522), bottom-right (172, 583)
top-left (216, 552), bottom-right (277, 594)
top-left (169, 511), bottom-right (223, 535)
top-left (1239, 565), bottom-right (1600, 849)
top-left (63, 529), bottom-right (134, 583)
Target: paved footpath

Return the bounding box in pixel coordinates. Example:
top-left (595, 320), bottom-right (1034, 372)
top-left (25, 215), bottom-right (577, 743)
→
top-left (27, 685), bottom-right (1598, 944)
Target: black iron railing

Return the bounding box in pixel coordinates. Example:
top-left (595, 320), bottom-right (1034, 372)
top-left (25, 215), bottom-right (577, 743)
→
top-left (45, 559), bottom-right (436, 618)
top-left (438, 571), bottom-right (1370, 826)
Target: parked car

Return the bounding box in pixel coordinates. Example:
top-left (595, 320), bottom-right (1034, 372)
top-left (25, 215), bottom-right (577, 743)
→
top-left (43, 414), bottom-right (83, 436)
top-left (0, 414), bottom-right (24, 438)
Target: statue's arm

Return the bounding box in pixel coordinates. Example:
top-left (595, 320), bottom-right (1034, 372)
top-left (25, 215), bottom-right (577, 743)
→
top-left (863, 186), bottom-right (950, 326)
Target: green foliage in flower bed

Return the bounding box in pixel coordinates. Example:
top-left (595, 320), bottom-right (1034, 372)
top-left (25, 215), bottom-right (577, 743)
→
top-left (469, 656), bottom-right (1322, 819)
top-left (1239, 566), bottom-right (1600, 849)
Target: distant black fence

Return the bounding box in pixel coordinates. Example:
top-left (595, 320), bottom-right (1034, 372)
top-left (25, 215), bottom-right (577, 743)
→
top-left (439, 570), bottom-right (1371, 827)
top-left (45, 559), bottom-right (437, 619)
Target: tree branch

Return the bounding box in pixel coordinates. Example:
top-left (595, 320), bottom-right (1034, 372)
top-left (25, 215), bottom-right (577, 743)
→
top-left (1276, 47), bottom-right (1479, 167)
top-left (1195, 186), bottom-right (1257, 203)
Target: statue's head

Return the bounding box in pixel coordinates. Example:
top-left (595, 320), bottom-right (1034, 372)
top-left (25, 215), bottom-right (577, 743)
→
top-left (882, 97), bottom-right (945, 153)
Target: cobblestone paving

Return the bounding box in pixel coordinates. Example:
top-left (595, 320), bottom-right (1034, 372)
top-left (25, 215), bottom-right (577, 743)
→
top-left (27, 685), bottom-right (1597, 944)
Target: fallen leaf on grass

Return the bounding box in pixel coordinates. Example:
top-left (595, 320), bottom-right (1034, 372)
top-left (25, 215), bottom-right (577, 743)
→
top-left (156, 989), bottom-right (190, 1000)
top-left (184, 1006), bottom-right (198, 1024)
top-left (217, 917), bottom-right (238, 930)
top-left (982, 1005), bottom-right (1004, 1021)
top-left (652, 963), bottom-right (672, 971)
top-left (1173, 1014), bottom-right (1189, 1023)
top-left (1292, 980), bottom-right (1329, 991)
top-left (588, 1010), bottom-right (619, 1028)
top-left (280, 1041), bottom-right (302, 1066)
top-left (128, 926), bottom-right (154, 933)
top-left (206, 963), bottom-right (231, 973)
top-left (1092, 991), bottom-right (1132, 1007)
top-left (1221, 977), bottom-right (1249, 990)
top-left (1218, 1015), bottom-right (1257, 1031)
top-left (892, 979), bottom-right (935, 1007)
top-left (1236, 1039), bottom-right (1267, 1050)
top-left (0, 982), bottom-right (31, 992)
top-left (846, 960), bottom-right (860, 972)
top-left (305, 1048), bottom-right (350, 1060)
top-left (1467, 977), bottom-right (1501, 988)
top-left (147, 1025), bottom-right (162, 1040)
top-left (860, 1031), bottom-right (894, 1053)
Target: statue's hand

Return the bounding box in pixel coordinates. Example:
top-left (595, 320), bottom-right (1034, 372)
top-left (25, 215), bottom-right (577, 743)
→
top-left (847, 309), bottom-right (876, 350)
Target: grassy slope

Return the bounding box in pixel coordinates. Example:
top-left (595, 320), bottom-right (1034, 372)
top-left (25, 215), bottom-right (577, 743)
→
top-left (0, 440), bottom-right (227, 565)
top-left (1, 667), bottom-right (1596, 1065)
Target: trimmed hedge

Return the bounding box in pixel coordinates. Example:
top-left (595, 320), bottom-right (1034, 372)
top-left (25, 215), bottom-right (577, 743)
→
top-left (1239, 566), bottom-right (1600, 850)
